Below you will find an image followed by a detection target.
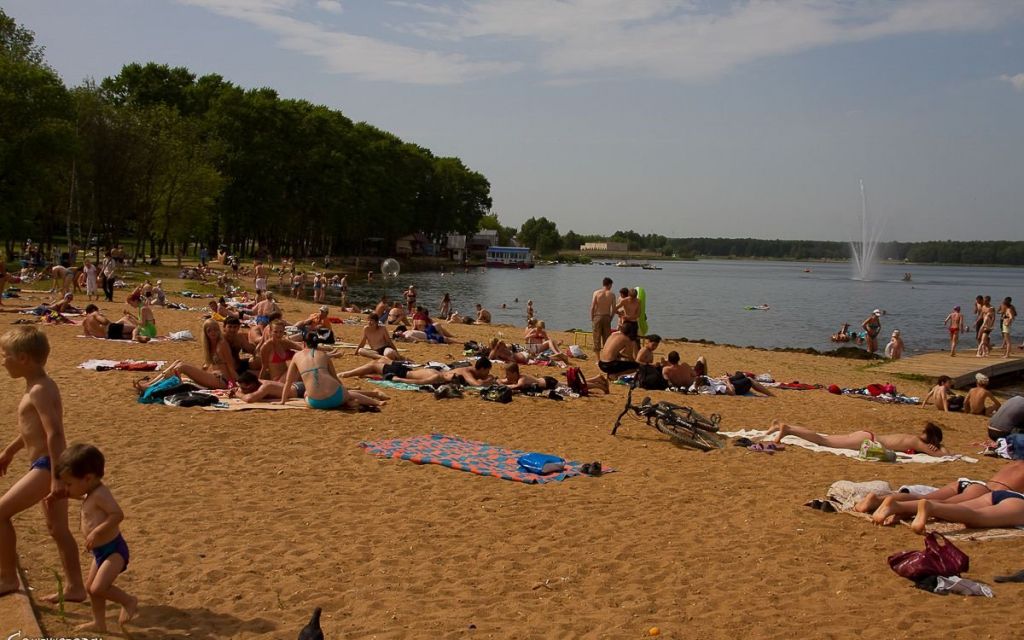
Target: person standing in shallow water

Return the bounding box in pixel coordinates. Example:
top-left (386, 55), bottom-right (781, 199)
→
top-left (861, 309), bottom-right (882, 354)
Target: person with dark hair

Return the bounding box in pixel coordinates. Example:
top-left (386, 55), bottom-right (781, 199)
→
top-left (590, 277), bottom-right (615, 353)
top-left (999, 296), bottom-right (1016, 358)
top-left (354, 313), bottom-right (399, 360)
top-left (499, 362), bottom-right (558, 394)
top-left (662, 351), bottom-right (697, 388)
top-left (922, 375), bottom-right (957, 411)
top-left (55, 443), bottom-right (137, 631)
top-left (280, 331), bottom-right (384, 410)
top-left (597, 321), bottom-right (639, 382)
top-left (764, 419), bottom-right (948, 455)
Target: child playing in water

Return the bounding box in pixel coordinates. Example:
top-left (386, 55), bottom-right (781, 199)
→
top-left (0, 326), bottom-right (86, 601)
top-left (56, 443), bottom-right (137, 631)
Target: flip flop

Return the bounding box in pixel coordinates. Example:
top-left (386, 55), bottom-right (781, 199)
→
top-left (994, 569), bottom-right (1024, 583)
top-left (734, 437), bottom-right (754, 447)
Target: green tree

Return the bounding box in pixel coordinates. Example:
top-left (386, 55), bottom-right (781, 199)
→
top-left (518, 216), bottom-right (561, 256)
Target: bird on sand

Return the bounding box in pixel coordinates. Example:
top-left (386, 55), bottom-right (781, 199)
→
top-left (298, 607), bottom-right (324, 640)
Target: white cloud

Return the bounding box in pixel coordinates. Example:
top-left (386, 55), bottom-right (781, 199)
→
top-left (178, 0), bottom-right (518, 84)
top-left (179, 0), bottom-right (1023, 84)
top-left (1000, 73), bottom-right (1024, 91)
top-left (316, 0), bottom-right (343, 14)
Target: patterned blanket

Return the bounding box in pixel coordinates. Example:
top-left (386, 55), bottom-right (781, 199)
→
top-left (358, 433), bottom-right (608, 484)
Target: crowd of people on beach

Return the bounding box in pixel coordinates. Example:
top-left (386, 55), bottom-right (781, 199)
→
top-left (0, 248), bottom-right (1022, 632)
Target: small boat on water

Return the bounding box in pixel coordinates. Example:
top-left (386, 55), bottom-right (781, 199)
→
top-left (744, 304), bottom-right (770, 311)
top-left (615, 261), bottom-right (645, 268)
top-left (641, 264), bottom-right (662, 270)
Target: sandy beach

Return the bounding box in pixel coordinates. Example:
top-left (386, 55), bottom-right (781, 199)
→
top-left (1, 274), bottom-right (1020, 640)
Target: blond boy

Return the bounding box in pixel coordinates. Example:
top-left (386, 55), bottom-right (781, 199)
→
top-left (0, 326), bottom-right (86, 600)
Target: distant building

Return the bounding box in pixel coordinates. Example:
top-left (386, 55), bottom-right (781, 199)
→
top-left (581, 241), bottom-right (628, 252)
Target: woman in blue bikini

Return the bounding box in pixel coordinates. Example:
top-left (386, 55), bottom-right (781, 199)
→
top-left (280, 333), bottom-right (384, 410)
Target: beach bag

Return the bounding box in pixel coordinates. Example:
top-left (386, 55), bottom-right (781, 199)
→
top-left (859, 439), bottom-right (896, 463)
top-left (566, 367), bottom-right (589, 396)
top-left (480, 385), bottom-right (513, 404)
top-left (569, 344), bottom-right (587, 359)
top-left (517, 453), bottom-right (565, 475)
top-left (888, 533), bottom-right (969, 581)
top-left (138, 375), bottom-right (184, 404)
top-left (636, 364), bottom-right (668, 390)
top-left (163, 391), bottom-right (220, 407)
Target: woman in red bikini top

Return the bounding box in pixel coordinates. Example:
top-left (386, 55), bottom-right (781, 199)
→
top-left (258, 319), bottom-right (301, 381)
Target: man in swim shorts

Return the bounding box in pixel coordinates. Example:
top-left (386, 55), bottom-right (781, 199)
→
top-left (590, 277), bottom-right (615, 354)
top-left (964, 373), bottom-right (1001, 416)
top-left (598, 322), bottom-right (639, 380)
top-left (354, 313), bottom-right (400, 360)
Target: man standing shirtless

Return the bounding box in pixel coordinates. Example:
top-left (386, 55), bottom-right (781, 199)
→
top-left (590, 277), bottom-right (615, 354)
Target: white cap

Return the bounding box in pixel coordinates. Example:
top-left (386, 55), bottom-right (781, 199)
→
top-left (873, 309), bottom-right (881, 316)
top-left (976, 373), bottom-right (989, 385)
top-left (319, 305), bottom-right (329, 313)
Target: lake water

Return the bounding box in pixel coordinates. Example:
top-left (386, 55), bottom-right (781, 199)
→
top-left (280, 260), bottom-right (1021, 354)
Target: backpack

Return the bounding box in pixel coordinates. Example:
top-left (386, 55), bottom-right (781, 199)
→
top-left (566, 367), bottom-right (589, 396)
top-left (636, 364), bottom-right (667, 391)
top-left (163, 391), bottom-right (220, 407)
top-left (479, 384), bottom-right (513, 404)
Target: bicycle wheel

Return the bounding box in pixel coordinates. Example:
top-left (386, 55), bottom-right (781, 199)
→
top-left (654, 420), bottom-right (724, 452)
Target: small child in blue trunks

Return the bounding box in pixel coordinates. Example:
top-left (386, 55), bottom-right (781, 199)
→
top-left (56, 443), bottom-right (138, 632)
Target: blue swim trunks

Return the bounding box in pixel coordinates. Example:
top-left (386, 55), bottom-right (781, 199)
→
top-left (29, 456), bottom-right (51, 471)
top-left (91, 533), bottom-right (130, 572)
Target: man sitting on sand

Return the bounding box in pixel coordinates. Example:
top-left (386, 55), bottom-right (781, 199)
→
top-left (764, 420), bottom-right (948, 455)
top-left (598, 322), bottom-right (639, 382)
top-left (662, 351), bottom-right (697, 388)
top-left (921, 375), bottom-right (959, 411)
top-left (81, 305), bottom-right (149, 343)
top-left (856, 461), bottom-right (1024, 525)
top-left (636, 335), bottom-right (662, 365)
top-left (964, 373), bottom-right (1001, 416)
top-left (354, 314), bottom-right (400, 360)
top-left (987, 395), bottom-right (1024, 442)
top-left (475, 304), bottom-right (491, 324)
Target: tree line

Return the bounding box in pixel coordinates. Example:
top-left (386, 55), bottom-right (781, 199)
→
top-left (510, 216), bottom-right (1024, 266)
top-left (0, 9), bottom-right (492, 263)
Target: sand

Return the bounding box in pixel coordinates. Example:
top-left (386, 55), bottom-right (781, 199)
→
top-left (0, 273), bottom-right (1020, 639)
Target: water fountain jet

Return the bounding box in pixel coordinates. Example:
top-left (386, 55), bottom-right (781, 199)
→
top-left (849, 180), bottom-right (885, 281)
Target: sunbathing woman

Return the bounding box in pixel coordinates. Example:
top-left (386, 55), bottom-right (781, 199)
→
top-left (280, 333), bottom-right (384, 410)
top-left (524, 320), bottom-right (561, 356)
top-left (860, 461), bottom-right (1024, 525)
top-left (339, 357), bottom-right (461, 385)
top-left (137, 319), bottom-right (238, 391)
top-left (898, 488), bottom-right (1024, 534)
top-left (764, 419), bottom-right (948, 455)
top-left (488, 338), bottom-right (528, 364)
top-left (258, 319), bottom-right (301, 380)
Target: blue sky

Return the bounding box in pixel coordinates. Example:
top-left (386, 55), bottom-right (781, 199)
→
top-left (7, 0), bottom-right (1024, 241)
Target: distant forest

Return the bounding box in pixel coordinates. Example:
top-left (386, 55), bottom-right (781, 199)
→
top-left (1, 9), bottom-right (490, 262)
top-left (526, 222), bottom-right (1024, 267)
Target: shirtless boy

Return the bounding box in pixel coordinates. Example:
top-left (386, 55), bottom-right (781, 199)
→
top-left (964, 373), bottom-right (1001, 416)
top-left (616, 288), bottom-right (640, 337)
top-left (81, 305), bottom-right (149, 343)
top-left (0, 327), bottom-right (86, 600)
top-left (475, 304), bottom-right (491, 324)
top-left (636, 335), bottom-right (662, 365)
top-left (921, 375), bottom-right (956, 412)
top-left (56, 444), bottom-right (137, 631)
top-left (590, 277), bottom-right (615, 353)
top-left (764, 419), bottom-right (948, 455)
top-left (944, 306), bottom-right (965, 356)
top-left (355, 314), bottom-right (400, 360)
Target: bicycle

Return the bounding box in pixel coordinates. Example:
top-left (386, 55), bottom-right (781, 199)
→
top-left (611, 379), bottom-right (726, 451)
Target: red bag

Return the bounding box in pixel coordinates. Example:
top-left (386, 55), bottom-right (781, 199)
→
top-left (887, 533), bottom-right (969, 581)
top-left (565, 367), bottom-right (588, 397)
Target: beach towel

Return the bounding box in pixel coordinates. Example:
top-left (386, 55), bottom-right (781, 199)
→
top-left (721, 429), bottom-right (976, 464)
top-left (201, 398), bottom-right (309, 411)
top-left (78, 359), bottom-right (166, 371)
top-left (358, 434), bottom-right (612, 484)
